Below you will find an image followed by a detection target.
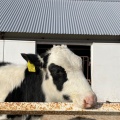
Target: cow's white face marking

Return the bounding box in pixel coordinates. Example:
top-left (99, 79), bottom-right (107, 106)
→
top-left (42, 45), bottom-right (97, 108)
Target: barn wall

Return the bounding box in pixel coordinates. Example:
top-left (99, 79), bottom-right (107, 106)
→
top-left (91, 43), bottom-right (120, 102)
top-left (1, 39), bottom-right (120, 102)
top-left (0, 40), bottom-right (4, 61)
top-left (0, 40), bottom-right (36, 64)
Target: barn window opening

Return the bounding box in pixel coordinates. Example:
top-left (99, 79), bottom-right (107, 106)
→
top-left (37, 44), bottom-right (91, 85)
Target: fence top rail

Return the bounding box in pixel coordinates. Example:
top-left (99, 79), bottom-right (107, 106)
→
top-left (0, 102), bottom-right (120, 115)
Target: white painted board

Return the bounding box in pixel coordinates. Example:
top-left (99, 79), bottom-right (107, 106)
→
top-left (4, 40), bottom-right (35, 64)
top-left (91, 43), bottom-right (120, 102)
top-left (0, 40), bottom-right (4, 61)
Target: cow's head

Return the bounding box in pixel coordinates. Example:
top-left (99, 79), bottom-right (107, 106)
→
top-left (42, 45), bottom-right (97, 109)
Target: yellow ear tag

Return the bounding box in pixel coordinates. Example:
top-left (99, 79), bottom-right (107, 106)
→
top-left (27, 61), bottom-right (36, 72)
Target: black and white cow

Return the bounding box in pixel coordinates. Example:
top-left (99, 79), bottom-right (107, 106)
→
top-left (0, 45), bottom-right (97, 120)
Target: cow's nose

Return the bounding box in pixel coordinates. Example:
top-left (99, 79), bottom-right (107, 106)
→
top-left (84, 94), bottom-right (97, 109)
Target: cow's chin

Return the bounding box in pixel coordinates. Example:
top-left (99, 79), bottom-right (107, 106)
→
top-left (72, 98), bottom-right (85, 109)
top-left (72, 100), bottom-right (90, 109)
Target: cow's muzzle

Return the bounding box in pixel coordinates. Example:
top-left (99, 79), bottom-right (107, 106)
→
top-left (83, 93), bottom-right (97, 109)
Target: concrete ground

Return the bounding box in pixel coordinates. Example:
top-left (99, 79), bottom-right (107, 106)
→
top-left (42, 115), bottom-right (120, 120)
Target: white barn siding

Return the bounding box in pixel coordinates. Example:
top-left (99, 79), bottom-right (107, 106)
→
top-left (91, 43), bottom-right (120, 102)
top-left (0, 40), bottom-right (4, 61)
top-left (1, 40), bottom-right (36, 64)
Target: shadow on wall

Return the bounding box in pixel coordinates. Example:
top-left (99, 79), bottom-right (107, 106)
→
top-left (69, 117), bottom-right (96, 120)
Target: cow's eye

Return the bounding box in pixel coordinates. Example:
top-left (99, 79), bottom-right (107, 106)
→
top-left (63, 95), bottom-right (70, 101)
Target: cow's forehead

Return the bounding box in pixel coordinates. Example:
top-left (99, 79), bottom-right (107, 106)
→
top-left (47, 45), bottom-right (82, 71)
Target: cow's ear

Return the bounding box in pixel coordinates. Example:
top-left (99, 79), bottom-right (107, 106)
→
top-left (21, 53), bottom-right (28, 61)
top-left (21, 53), bottom-right (43, 67)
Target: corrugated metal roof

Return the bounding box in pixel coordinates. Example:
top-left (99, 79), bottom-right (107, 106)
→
top-left (1, 0), bottom-right (120, 35)
top-left (78, 0), bottom-right (120, 2)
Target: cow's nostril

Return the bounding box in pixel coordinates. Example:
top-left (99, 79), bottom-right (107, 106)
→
top-left (84, 94), bottom-right (97, 108)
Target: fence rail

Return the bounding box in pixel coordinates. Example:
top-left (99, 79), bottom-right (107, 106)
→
top-left (0, 102), bottom-right (120, 115)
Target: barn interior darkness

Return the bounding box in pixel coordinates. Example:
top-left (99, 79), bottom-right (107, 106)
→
top-left (37, 44), bottom-right (91, 84)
